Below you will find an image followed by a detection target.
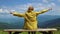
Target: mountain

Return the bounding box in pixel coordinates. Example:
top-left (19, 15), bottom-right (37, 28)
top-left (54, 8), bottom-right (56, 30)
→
top-left (0, 15), bottom-right (60, 29)
top-left (38, 18), bottom-right (60, 28)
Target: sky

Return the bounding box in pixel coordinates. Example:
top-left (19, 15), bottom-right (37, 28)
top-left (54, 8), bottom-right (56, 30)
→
top-left (0, 0), bottom-right (60, 16)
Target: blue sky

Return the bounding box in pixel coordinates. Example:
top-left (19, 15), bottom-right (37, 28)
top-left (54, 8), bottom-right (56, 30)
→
top-left (0, 0), bottom-right (60, 16)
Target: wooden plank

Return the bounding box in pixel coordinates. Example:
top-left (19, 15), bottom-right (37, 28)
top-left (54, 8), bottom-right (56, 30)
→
top-left (4, 28), bottom-right (57, 32)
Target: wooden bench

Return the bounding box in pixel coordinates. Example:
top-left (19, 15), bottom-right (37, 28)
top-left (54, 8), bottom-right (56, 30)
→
top-left (3, 28), bottom-right (57, 34)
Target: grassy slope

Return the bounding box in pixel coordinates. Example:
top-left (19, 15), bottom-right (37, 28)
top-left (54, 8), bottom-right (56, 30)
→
top-left (0, 31), bottom-right (40, 34)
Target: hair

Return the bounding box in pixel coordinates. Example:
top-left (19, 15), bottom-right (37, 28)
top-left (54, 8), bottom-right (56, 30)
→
top-left (28, 6), bottom-right (34, 11)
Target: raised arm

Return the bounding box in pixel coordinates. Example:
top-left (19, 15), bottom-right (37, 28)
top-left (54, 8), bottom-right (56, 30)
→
top-left (36, 8), bottom-right (52, 15)
top-left (10, 12), bottom-right (24, 17)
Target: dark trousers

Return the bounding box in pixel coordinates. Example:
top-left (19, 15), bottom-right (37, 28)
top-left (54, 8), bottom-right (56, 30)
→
top-left (28, 31), bottom-right (36, 34)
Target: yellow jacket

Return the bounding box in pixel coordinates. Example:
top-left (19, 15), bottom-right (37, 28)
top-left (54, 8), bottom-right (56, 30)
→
top-left (12, 9), bottom-right (49, 30)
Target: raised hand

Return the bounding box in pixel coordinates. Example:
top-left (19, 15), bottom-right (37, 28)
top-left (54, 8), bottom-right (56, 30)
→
top-left (10, 12), bottom-right (13, 14)
top-left (48, 8), bottom-right (52, 10)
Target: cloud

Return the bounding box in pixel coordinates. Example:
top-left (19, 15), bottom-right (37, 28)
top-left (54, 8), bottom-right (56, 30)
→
top-left (10, 10), bottom-right (16, 12)
top-left (1, 2), bottom-right (60, 15)
top-left (15, 3), bottom-right (47, 11)
top-left (58, 0), bottom-right (60, 2)
top-left (0, 9), bottom-right (3, 12)
top-left (42, 0), bottom-right (49, 3)
top-left (51, 2), bottom-right (56, 6)
top-left (0, 8), bottom-right (10, 13)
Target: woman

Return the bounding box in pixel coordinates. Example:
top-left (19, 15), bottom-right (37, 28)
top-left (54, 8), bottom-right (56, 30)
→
top-left (10, 6), bottom-right (52, 34)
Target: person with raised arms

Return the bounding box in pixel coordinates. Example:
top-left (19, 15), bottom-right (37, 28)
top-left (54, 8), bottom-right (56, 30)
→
top-left (10, 6), bottom-right (52, 34)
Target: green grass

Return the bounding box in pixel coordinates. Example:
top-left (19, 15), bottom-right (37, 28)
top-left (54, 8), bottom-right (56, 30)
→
top-left (0, 31), bottom-right (42, 34)
top-left (0, 30), bottom-right (60, 34)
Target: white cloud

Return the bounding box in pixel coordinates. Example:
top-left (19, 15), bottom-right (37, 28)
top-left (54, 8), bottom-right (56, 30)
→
top-left (0, 9), bottom-right (3, 12)
top-left (58, 0), bottom-right (60, 2)
top-left (42, 0), bottom-right (49, 3)
top-left (10, 10), bottom-right (15, 11)
top-left (11, 3), bottom-right (55, 12)
top-left (4, 9), bottom-right (9, 13)
top-left (0, 9), bottom-right (11, 13)
top-left (1, 2), bottom-right (60, 15)
top-left (51, 2), bottom-right (56, 6)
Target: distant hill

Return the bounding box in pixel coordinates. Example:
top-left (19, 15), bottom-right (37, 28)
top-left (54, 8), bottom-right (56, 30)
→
top-left (38, 18), bottom-right (60, 28)
top-left (0, 15), bottom-right (60, 29)
top-left (0, 21), bottom-right (24, 29)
